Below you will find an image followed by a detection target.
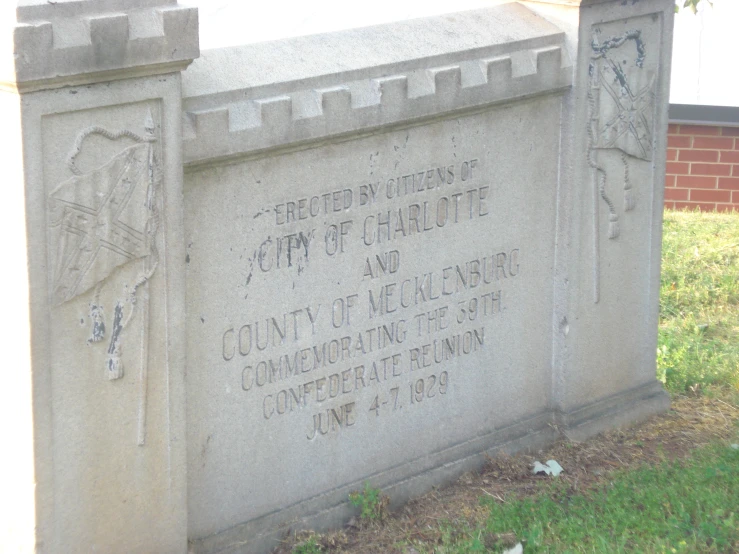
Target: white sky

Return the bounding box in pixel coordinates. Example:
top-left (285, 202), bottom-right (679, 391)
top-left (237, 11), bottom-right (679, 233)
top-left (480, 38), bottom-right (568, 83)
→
top-left (182, 0), bottom-right (738, 107)
top-left (180, 0), bottom-right (505, 49)
top-left (670, 0), bottom-right (739, 107)
top-left (4, 0), bottom-right (737, 107)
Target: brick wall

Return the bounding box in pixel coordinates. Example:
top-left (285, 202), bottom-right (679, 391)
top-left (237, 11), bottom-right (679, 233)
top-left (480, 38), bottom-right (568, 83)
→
top-left (665, 124), bottom-right (739, 212)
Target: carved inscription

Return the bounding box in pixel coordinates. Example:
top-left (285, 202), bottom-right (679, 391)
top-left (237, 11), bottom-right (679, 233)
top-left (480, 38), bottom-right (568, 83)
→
top-left (219, 157), bottom-right (524, 440)
top-left (253, 159), bottom-right (488, 276)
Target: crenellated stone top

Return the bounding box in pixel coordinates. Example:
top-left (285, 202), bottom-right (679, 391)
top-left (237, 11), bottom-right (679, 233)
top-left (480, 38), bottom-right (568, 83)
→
top-left (181, 4), bottom-right (572, 167)
top-left (2, 0), bottom-right (199, 92)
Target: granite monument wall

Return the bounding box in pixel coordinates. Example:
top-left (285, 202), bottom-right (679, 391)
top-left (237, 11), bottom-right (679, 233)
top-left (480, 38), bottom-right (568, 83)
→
top-left (1, 0), bottom-right (674, 552)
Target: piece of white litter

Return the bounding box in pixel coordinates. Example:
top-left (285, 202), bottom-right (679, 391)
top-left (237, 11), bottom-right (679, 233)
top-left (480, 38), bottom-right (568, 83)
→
top-left (533, 459), bottom-right (563, 476)
top-left (503, 543), bottom-right (524, 554)
top-left (731, 444), bottom-right (738, 450)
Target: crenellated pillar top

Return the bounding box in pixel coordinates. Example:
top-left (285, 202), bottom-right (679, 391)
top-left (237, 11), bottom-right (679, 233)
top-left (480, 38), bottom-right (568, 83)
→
top-left (2, 0), bottom-right (199, 92)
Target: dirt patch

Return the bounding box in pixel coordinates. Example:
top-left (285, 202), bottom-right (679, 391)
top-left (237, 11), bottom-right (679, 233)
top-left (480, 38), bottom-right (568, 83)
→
top-left (273, 393), bottom-right (739, 554)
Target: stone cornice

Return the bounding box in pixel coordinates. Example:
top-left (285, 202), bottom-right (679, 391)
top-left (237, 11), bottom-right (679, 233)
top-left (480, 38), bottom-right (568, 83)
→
top-left (2, 0), bottom-right (198, 92)
top-left (182, 4), bottom-right (573, 167)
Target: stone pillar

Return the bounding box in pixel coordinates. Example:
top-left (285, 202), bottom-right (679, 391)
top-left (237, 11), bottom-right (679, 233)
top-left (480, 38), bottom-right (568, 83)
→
top-left (0, 1), bottom-right (198, 551)
top-left (523, 0), bottom-right (674, 438)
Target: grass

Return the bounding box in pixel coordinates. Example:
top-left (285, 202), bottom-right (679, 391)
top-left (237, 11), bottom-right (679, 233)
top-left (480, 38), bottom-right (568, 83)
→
top-left (348, 482), bottom-right (389, 525)
top-left (423, 209), bottom-right (739, 554)
top-left (658, 210), bottom-right (739, 393)
top-left (292, 535), bottom-right (323, 554)
top-left (426, 441), bottom-right (739, 553)
top-left (287, 210), bottom-right (739, 553)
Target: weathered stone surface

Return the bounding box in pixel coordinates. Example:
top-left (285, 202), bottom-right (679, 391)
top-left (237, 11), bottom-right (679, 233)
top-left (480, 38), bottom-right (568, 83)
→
top-left (186, 93), bottom-right (561, 546)
top-left (12, 74), bottom-right (190, 554)
top-left (181, 3), bottom-right (571, 165)
top-left (1, 0), bottom-right (674, 552)
top-left (2, 0), bottom-right (198, 91)
top-left (1, 2), bottom-right (196, 552)
top-left (523, 0), bottom-right (675, 420)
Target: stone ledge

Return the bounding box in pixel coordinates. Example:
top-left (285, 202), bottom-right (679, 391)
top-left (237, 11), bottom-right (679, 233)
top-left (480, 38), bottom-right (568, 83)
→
top-left (182, 43), bottom-right (572, 166)
top-left (189, 379), bottom-right (669, 553)
top-left (558, 380), bottom-right (671, 442)
top-left (180, 3), bottom-right (574, 166)
top-left (189, 411), bottom-right (558, 554)
top-left (3, 1), bottom-right (198, 91)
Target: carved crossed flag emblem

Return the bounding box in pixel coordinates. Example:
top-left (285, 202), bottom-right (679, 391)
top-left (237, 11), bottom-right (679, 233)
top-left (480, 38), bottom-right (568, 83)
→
top-left (588, 28), bottom-right (656, 303)
top-left (49, 134), bottom-right (155, 306)
top-left (589, 28), bottom-right (656, 236)
top-left (49, 111), bottom-right (160, 445)
top-left (48, 111), bottom-right (160, 445)
top-left (595, 59), bottom-right (655, 163)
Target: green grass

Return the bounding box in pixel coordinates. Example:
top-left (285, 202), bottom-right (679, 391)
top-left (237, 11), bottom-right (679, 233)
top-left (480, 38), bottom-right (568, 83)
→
top-left (293, 211), bottom-right (739, 553)
top-left (348, 482), bottom-right (389, 524)
top-left (292, 535), bottom-right (323, 554)
top-left (658, 210), bottom-right (739, 393)
top-left (404, 210), bottom-right (739, 554)
top-left (426, 441), bottom-right (739, 553)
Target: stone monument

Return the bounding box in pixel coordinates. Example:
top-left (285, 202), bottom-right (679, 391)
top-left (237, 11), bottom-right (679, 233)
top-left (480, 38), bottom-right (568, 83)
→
top-left (1, 0), bottom-right (674, 552)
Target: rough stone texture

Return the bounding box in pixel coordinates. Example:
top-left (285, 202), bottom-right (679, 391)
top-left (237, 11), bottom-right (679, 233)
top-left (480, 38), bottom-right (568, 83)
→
top-left (2, 0), bottom-right (674, 552)
top-left (15, 73), bottom-right (189, 554)
top-left (181, 4), bottom-right (571, 165)
top-left (2, 1), bottom-right (195, 552)
top-left (186, 94), bottom-right (561, 550)
top-left (2, 0), bottom-right (198, 91)
top-left (523, 0), bottom-right (674, 422)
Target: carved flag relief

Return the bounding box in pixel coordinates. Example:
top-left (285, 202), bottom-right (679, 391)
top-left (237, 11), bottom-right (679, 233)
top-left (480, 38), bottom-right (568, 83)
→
top-left (48, 138), bottom-right (155, 306)
top-left (592, 30), bottom-right (655, 162)
top-left (47, 111), bottom-right (159, 394)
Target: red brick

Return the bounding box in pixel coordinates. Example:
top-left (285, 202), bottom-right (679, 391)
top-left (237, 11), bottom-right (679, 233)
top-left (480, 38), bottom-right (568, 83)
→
top-left (667, 148), bottom-right (678, 161)
top-left (690, 163), bottom-right (731, 176)
top-left (720, 150), bottom-right (739, 163)
top-left (679, 150), bottom-right (719, 162)
top-left (667, 135), bottom-right (691, 148)
top-left (678, 125), bottom-right (720, 136)
top-left (715, 204), bottom-right (737, 213)
top-left (690, 189), bottom-right (731, 203)
top-left (665, 175), bottom-right (676, 187)
top-left (664, 201), bottom-right (676, 210)
top-left (692, 137), bottom-right (734, 150)
top-left (676, 175), bottom-right (717, 189)
top-left (667, 162), bottom-right (690, 175)
top-left (668, 124), bottom-right (680, 134)
top-left (674, 201), bottom-right (716, 211)
top-left (721, 126), bottom-right (739, 137)
top-left (718, 177), bottom-right (739, 191)
top-left (733, 165), bottom-right (739, 177)
top-left (734, 190), bottom-right (739, 203)
top-left (664, 188), bottom-right (689, 201)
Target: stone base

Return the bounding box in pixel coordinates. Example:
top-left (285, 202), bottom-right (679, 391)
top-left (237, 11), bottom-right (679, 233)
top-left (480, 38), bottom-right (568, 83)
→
top-left (189, 410), bottom-right (558, 553)
top-left (558, 380), bottom-right (671, 442)
top-left (189, 380), bottom-right (669, 554)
